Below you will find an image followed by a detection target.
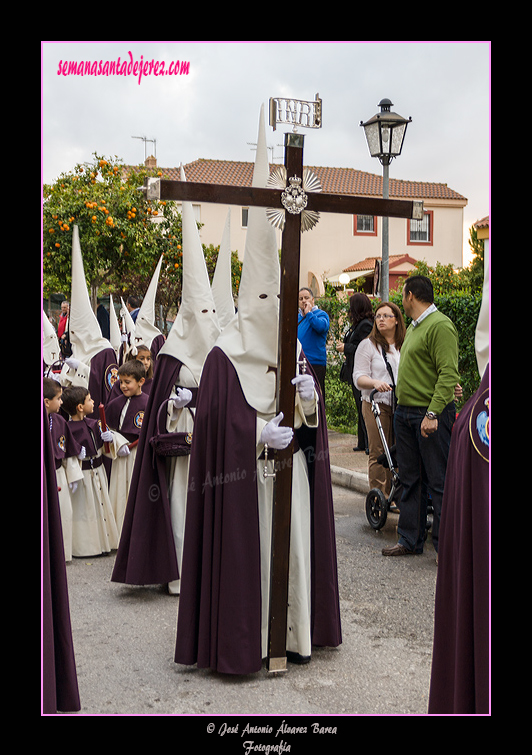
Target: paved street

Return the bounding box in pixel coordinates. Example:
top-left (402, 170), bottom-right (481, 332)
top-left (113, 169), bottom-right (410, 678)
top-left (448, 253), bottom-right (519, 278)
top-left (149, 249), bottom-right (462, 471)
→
top-left (60, 482), bottom-right (439, 722)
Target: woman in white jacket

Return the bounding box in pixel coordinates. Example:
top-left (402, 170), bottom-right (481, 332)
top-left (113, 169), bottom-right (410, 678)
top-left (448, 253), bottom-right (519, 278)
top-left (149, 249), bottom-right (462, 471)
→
top-left (352, 301), bottom-right (406, 497)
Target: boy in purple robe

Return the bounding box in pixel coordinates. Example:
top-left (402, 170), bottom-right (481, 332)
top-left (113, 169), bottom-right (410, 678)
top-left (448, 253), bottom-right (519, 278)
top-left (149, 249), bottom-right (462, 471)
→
top-left (105, 360), bottom-right (149, 537)
top-left (61, 386), bottom-right (120, 557)
top-left (43, 377), bottom-right (84, 560)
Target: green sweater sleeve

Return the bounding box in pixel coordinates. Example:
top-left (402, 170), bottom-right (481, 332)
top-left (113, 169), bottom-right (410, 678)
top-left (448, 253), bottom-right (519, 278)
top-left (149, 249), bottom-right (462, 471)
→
top-left (396, 312), bottom-right (459, 414)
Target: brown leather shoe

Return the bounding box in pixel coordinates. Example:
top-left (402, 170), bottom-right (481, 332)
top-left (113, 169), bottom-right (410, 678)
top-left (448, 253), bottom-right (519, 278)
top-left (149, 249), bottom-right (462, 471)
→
top-left (382, 543), bottom-right (416, 557)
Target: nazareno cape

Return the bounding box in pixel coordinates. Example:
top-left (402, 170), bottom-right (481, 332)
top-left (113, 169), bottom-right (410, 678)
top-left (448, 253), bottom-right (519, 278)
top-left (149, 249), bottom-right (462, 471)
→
top-left (174, 346), bottom-right (342, 675)
top-left (42, 403), bottom-right (81, 714)
top-left (428, 366), bottom-right (490, 714)
top-left (111, 354), bottom-right (183, 585)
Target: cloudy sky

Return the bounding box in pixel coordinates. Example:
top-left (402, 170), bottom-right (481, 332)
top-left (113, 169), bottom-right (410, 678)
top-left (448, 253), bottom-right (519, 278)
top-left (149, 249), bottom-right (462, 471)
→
top-left (42, 41), bottom-right (490, 265)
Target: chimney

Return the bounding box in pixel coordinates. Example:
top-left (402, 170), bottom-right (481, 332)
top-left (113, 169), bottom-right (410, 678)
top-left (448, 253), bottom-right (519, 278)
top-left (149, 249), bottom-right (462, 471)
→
top-left (145, 155), bottom-right (157, 169)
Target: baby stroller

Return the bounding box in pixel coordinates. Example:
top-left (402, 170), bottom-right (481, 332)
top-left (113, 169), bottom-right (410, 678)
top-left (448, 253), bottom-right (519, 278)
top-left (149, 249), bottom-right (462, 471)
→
top-left (364, 389), bottom-right (434, 534)
top-left (365, 389), bottom-right (402, 531)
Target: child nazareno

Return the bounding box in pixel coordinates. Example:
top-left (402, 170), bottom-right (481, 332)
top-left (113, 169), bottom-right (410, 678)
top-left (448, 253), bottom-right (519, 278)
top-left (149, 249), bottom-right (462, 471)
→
top-left (43, 377), bottom-right (85, 561)
top-left (61, 386), bottom-right (120, 558)
top-left (105, 360), bottom-right (149, 537)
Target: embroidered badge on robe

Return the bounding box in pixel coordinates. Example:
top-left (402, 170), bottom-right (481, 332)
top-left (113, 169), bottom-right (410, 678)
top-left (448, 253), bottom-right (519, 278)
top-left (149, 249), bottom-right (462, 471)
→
top-left (105, 365), bottom-right (119, 391)
top-left (469, 388), bottom-right (489, 462)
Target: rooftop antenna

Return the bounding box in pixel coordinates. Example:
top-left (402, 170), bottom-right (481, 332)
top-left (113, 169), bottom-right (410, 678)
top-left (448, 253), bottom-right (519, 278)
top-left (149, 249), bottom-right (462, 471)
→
top-left (132, 135), bottom-right (157, 162)
top-left (247, 142), bottom-right (282, 163)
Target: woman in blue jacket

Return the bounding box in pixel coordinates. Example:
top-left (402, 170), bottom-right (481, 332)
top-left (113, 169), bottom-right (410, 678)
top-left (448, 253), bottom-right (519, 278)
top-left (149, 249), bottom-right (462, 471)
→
top-left (297, 287), bottom-right (330, 398)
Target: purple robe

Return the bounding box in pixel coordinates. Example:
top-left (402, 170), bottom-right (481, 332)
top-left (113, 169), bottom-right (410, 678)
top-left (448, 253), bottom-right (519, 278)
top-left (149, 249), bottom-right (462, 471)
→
top-left (42, 404), bottom-right (81, 714)
top-left (87, 347), bottom-right (119, 417)
top-left (150, 334), bottom-right (165, 360)
top-left (68, 416), bottom-right (104, 458)
top-left (105, 393), bottom-right (149, 444)
top-left (174, 346), bottom-right (341, 675)
top-left (428, 367), bottom-right (490, 714)
top-left (111, 354), bottom-right (183, 585)
top-left (49, 413), bottom-right (82, 466)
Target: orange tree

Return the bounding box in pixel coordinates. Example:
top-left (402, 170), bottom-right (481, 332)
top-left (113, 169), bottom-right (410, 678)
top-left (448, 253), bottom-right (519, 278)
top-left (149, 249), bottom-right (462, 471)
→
top-left (43, 152), bottom-right (186, 317)
top-left (43, 152), bottom-right (243, 332)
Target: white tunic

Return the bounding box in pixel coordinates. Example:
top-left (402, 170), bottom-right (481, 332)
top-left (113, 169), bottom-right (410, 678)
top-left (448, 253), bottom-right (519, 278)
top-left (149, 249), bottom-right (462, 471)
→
top-left (70, 433), bottom-right (120, 558)
top-left (166, 364), bottom-right (198, 594)
top-left (256, 390), bottom-right (318, 658)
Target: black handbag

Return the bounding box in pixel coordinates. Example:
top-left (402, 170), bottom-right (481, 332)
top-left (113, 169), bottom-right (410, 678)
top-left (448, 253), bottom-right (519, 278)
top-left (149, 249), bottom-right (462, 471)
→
top-left (149, 398), bottom-right (194, 457)
top-left (381, 346), bottom-right (397, 415)
top-left (339, 359), bottom-right (351, 383)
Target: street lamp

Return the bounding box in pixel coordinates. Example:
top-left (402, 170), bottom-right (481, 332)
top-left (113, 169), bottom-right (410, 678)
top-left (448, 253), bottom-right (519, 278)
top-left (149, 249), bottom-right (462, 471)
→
top-left (338, 272), bottom-right (350, 291)
top-left (360, 99), bottom-right (411, 301)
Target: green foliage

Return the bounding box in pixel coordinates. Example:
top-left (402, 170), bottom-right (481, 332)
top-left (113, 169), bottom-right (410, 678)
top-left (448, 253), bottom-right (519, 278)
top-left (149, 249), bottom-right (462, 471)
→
top-left (324, 362), bottom-right (357, 434)
top-left (202, 244), bottom-right (242, 295)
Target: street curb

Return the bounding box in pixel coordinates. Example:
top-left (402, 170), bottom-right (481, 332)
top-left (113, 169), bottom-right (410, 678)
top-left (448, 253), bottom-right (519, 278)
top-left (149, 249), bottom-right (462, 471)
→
top-left (330, 464), bottom-right (369, 495)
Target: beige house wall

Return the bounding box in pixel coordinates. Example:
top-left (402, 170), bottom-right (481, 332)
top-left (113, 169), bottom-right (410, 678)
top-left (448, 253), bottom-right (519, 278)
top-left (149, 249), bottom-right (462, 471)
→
top-left (177, 196), bottom-right (465, 289)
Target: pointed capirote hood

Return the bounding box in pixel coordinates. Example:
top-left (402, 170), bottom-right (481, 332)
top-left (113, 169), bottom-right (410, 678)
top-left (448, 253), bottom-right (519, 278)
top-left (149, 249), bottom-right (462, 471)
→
top-left (215, 104), bottom-right (280, 416)
top-left (108, 295), bottom-right (122, 356)
top-left (120, 297), bottom-right (136, 340)
top-left (131, 254), bottom-right (164, 350)
top-left (475, 240), bottom-right (489, 378)
top-left (211, 210), bottom-right (236, 330)
top-left (42, 310), bottom-right (61, 368)
top-left (157, 166), bottom-right (220, 382)
top-left (69, 225), bottom-right (113, 364)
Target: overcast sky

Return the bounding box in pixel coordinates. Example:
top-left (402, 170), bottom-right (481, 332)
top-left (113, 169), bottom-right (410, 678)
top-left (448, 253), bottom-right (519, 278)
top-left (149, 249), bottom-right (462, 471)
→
top-left (42, 41), bottom-right (490, 265)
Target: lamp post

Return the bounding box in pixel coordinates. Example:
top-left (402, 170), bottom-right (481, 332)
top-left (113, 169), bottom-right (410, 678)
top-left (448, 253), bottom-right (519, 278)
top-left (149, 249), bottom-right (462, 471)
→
top-left (360, 99), bottom-right (411, 301)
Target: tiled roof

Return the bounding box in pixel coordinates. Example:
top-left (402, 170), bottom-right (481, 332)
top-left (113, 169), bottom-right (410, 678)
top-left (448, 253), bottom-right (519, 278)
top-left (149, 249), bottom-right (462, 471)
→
top-left (343, 254), bottom-right (417, 273)
top-left (149, 158), bottom-right (466, 201)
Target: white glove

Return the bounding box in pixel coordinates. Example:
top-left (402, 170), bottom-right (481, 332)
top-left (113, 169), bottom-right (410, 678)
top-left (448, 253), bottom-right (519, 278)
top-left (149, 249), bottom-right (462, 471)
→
top-left (69, 481), bottom-right (78, 494)
top-left (65, 357), bottom-right (80, 370)
top-left (291, 374), bottom-right (315, 402)
top-left (117, 444), bottom-right (130, 457)
top-left (78, 446), bottom-right (86, 460)
top-left (100, 429), bottom-right (114, 443)
top-left (173, 388), bottom-right (193, 409)
top-left (120, 333), bottom-right (128, 343)
top-left (260, 412), bottom-right (293, 450)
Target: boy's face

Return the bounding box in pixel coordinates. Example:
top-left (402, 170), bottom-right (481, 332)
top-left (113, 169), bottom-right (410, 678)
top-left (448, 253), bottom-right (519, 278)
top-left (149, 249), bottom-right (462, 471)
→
top-left (45, 389), bottom-right (63, 415)
top-left (82, 393), bottom-right (95, 416)
top-left (119, 374), bottom-right (144, 398)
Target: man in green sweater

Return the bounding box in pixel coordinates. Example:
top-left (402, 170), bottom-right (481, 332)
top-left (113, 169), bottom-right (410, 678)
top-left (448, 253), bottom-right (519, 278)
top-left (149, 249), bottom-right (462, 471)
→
top-left (382, 275), bottom-right (459, 559)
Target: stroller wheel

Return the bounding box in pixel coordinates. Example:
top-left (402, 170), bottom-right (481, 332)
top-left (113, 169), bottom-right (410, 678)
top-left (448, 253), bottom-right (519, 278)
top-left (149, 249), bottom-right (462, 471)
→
top-left (365, 488), bottom-right (388, 530)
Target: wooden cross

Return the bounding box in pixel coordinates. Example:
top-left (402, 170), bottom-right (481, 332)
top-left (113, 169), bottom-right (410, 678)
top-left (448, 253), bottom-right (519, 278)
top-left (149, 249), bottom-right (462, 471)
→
top-left (143, 117), bottom-right (423, 673)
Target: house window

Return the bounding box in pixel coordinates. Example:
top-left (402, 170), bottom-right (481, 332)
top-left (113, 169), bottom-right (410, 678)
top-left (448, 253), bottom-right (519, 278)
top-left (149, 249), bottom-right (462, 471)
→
top-left (176, 203), bottom-right (201, 223)
top-left (353, 215), bottom-right (377, 236)
top-left (407, 210), bottom-right (433, 246)
top-left (241, 207), bottom-right (249, 228)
